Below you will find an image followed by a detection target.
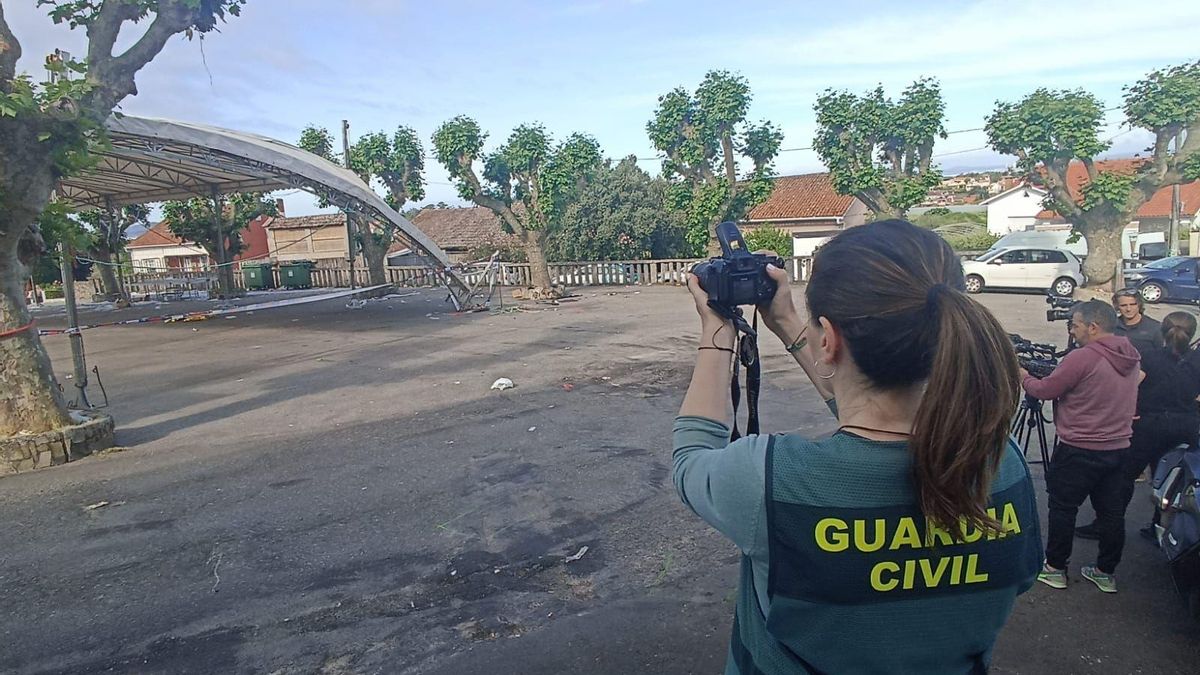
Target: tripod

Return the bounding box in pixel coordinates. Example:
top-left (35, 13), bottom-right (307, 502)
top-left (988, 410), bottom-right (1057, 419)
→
top-left (1012, 394), bottom-right (1052, 467)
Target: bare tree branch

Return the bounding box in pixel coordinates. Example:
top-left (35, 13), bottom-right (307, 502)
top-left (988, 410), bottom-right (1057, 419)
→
top-left (720, 131), bottom-right (736, 188)
top-left (1081, 157), bottom-right (1098, 183)
top-left (0, 3), bottom-right (21, 83)
top-left (460, 160), bottom-right (526, 236)
top-left (87, 2), bottom-right (193, 111)
top-left (86, 1), bottom-right (141, 70)
top-left (1041, 159), bottom-right (1083, 221)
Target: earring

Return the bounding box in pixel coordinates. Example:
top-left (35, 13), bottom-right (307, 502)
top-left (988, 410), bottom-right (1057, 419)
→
top-left (814, 360), bottom-right (836, 380)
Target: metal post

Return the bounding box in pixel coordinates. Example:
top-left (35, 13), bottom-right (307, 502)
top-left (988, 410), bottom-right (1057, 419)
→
top-left (342, 119), bottom-right (356, 290)
top-left (210, 185), bottom-right (225, 297)
top-left (58, 243), bottom-right (90, 407)
top-left (1169, 131), bottom-right (1185, 257)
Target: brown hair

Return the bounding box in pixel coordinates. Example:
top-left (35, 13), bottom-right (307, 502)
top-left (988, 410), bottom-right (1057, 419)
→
top-left (806, 220), bottom-right (1020, 532)
top-left (1161, 311), bottom-right (1197, 358)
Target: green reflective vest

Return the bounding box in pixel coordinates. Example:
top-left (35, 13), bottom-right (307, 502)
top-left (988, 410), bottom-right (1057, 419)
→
top-left (728, 434), bottom-right (1041, 674)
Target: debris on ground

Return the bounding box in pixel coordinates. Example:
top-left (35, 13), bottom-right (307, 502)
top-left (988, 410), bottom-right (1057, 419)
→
top-left (565, 545), bottom-right (589, 563)
top-left (491, 378), bottom-right (515, 391)
top-left (84, 500), bottom-right (126, 511)
top-left (561, 383), bottom-right (574, 391)
top-left (527, 426), bottom-right (537, 432)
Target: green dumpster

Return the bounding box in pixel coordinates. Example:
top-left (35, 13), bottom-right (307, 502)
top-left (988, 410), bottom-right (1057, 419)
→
top-left (280, 260), bottom-right (314, 289)
top-left (242, 262), bottom-right (275, 290)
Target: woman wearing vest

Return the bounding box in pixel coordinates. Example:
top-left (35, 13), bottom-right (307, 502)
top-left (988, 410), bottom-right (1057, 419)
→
top-left (674, 220), bottom-right (1041, 674)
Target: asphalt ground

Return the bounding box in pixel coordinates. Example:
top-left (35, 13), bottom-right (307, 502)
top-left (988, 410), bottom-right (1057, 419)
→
top-left (2, 285), bottom-right (1199, 674)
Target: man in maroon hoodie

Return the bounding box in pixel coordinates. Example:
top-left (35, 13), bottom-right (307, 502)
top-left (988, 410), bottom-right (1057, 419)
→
top-left (1021, 300), bottom-right (1140, 594)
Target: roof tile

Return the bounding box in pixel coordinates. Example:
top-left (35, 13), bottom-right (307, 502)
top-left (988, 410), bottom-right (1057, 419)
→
top-left (745, 173), bottom-right (854, 221)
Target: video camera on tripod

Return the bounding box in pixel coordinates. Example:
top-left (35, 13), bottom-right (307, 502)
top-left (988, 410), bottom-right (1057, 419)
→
top-left (1045, 294), bottom-right (1080, 322)
top-left (1009, 334), bottom-right (1060, 378)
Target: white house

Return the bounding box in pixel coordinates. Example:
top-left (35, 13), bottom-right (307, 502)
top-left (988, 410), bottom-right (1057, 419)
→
top-left (980, 184), bottom-right (1048, 236)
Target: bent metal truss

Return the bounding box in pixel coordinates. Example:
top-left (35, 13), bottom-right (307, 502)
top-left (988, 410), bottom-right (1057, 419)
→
top-left (55, 114), bottom-right (468, 299)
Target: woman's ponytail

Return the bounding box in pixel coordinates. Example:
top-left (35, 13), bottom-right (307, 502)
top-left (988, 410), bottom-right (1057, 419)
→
top-left (1161, 311), bottom-right (1198, 359)
top-left (910, 289), bottom-right (1020, 533)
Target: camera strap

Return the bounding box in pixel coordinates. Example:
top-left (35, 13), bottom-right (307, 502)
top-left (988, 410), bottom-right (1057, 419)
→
top-left (709, 302), bottom-right (762, 441)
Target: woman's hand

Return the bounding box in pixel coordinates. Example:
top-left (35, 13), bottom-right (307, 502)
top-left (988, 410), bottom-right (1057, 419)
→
top-left (686, 273), bottom-right (735, 349)
top-left (756, 260), bottom-right (805, 346)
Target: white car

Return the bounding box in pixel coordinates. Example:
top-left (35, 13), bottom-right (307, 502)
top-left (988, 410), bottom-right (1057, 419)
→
top-left (962, 247), bottom-right (1083, 297)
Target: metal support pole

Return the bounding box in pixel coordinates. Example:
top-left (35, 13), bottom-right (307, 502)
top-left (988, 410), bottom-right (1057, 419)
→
top-left (210, 185), bottom-right (226, 297)
top-left (58, 243), bottom-right (90, 408)
top-left (342, 119), bottom-right (356, 290)
top-left (1169, 131), bottom-right (1185, 257)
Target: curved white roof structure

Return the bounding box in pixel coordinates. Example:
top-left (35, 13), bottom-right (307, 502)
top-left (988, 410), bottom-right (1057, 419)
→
top-left (56, 115), bottom-right (466, 297)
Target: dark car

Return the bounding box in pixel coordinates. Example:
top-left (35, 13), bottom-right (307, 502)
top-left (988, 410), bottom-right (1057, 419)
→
top-left (1124, 256), bottom-right (1200, 304)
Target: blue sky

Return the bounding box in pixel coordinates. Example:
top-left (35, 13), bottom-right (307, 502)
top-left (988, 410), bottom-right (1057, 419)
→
top-left (9, 0), bottom-right (1200, 216)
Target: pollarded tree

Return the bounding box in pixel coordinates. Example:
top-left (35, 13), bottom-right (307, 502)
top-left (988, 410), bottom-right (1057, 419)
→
top-left (78, 203), bottom-right (149, 299)
top-left (0, 1), bottom-right (247, 437)
top-left (986, 61), bottom-right (1200, 287)
top-left (546, 157), bottom-right (689, 262)
top-left (298, 124), bottom-right (425, 285)
top-left (743, 224), bottom-right (792, 259)
top-left (432, 116), bottom-right (601, 289)
top-left (161, 193), bottom-right (277, 297)
top-left (647, 71), bottom-right (783, 254)
top-left (813, 78), bottom-right (947, 219)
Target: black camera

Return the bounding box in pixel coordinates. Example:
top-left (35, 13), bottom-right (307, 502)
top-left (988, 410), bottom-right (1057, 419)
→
top-left (1046, 293), bottom-right (1080, 322)
top-left (1009, 333), bottom-right (1059, 378)
top-left (692, 221), bottom-right (786, 308)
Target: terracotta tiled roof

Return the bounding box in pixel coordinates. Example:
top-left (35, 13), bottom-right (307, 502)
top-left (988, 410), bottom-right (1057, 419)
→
top-left (407, 207), bottom-right (521, 251)
top-left (264, 214), bottom-right (347, 230)
top-left (127, 221), bottom-right (186, 248)
top-left (1036, 159), bottom-right (1200, 220)
top-left (745, 173), bottom-right (855, 221)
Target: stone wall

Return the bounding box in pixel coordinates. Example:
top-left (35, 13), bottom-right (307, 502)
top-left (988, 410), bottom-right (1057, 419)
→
top-left (0, 412), bottom-right (115, 477)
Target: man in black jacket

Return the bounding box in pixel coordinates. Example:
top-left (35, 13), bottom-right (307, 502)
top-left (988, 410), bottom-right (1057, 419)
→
top-left (1113, 290), bottom-right (1162, 356)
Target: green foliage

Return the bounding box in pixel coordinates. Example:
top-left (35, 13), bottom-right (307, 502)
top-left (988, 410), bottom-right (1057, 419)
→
top-left (432, 116), bottom-right (488, 202)
top-left (985, 89), bottom-right (1109, 174)
top-left (933, 224), bottom-right (998, 252)
top-left (545, 157), bottom-right (689, 262)
top-left (743, 225), bottom-right (792, 258)
top-left (1123, 60), bottom-right (1200, 131)
top-left (161, 192), bottom-right (278, 259)
top-left (1081, 170), bottom-right (1137, 211)
top-left (646, 71), bottom-right (782, 251)
top-left (432, 116), bottom-right (602, 234)
top-left (39, 0), bottom-right (245, 31)
top-left (813, 78), bottom-right (946, 217)
top-left (909, 209), bottom-right (987, 229)
top-left (29, 199), bottom-right (88, 284)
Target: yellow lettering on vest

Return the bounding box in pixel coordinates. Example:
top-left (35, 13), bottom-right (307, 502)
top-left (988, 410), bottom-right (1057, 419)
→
top-left (902, 559), bottom-right (917, 590)
top-left (919, 556), bottom-right (952, 587)
top-left (950, 554), bottom-right (964, 584)
top-left (890, 517), bottom-right (922, 550)
top-left (1001, 502), bottom-right (1022, 537)
top-left (870, 561), bottom-right (900, 592)
top-left (965, 554), bottom-right (989, 584)
top-left (854, 519), bottom-right (887, 553)
top-left (986, 507), bottom-right (999, 540)
top-left (925, 520), bottom-right (956, 548)
top-left (815, 518), bottom-right (849, 552)
top-left (958, 517), bottom-right (984, 543)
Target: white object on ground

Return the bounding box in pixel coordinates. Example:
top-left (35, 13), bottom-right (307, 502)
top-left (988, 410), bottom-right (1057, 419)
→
top-left (491, 378), bottom-right (515, 391)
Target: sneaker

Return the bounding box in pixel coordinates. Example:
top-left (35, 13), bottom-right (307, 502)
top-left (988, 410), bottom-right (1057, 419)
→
top-left (1075, 522), bottom-right (1100, 540)
top-left (1037, 563), bottom-right (1068, 589)
top-left (1081, 566), bottom-right (1117, 593)
top-left (1140, 524), bottom-right (1157, 542)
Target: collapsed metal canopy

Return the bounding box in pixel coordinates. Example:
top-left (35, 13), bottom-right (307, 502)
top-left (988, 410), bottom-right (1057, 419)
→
top-left (55, 114), bottom-right (466, 296)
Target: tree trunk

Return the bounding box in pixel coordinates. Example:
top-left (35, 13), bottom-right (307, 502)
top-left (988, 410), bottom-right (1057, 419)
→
top-left (523, 231), bottom-right (553, 289)
top-left (1080, 219), bottom-right (1126, 290)
top-left (358, 227), bottom-right (390, 287)
top-left (91, 246), bottom-right (122, 300)
top-left (216, 263), bottom-right (239, 299)
top-left (0, 255), bottom-right (72, 435)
